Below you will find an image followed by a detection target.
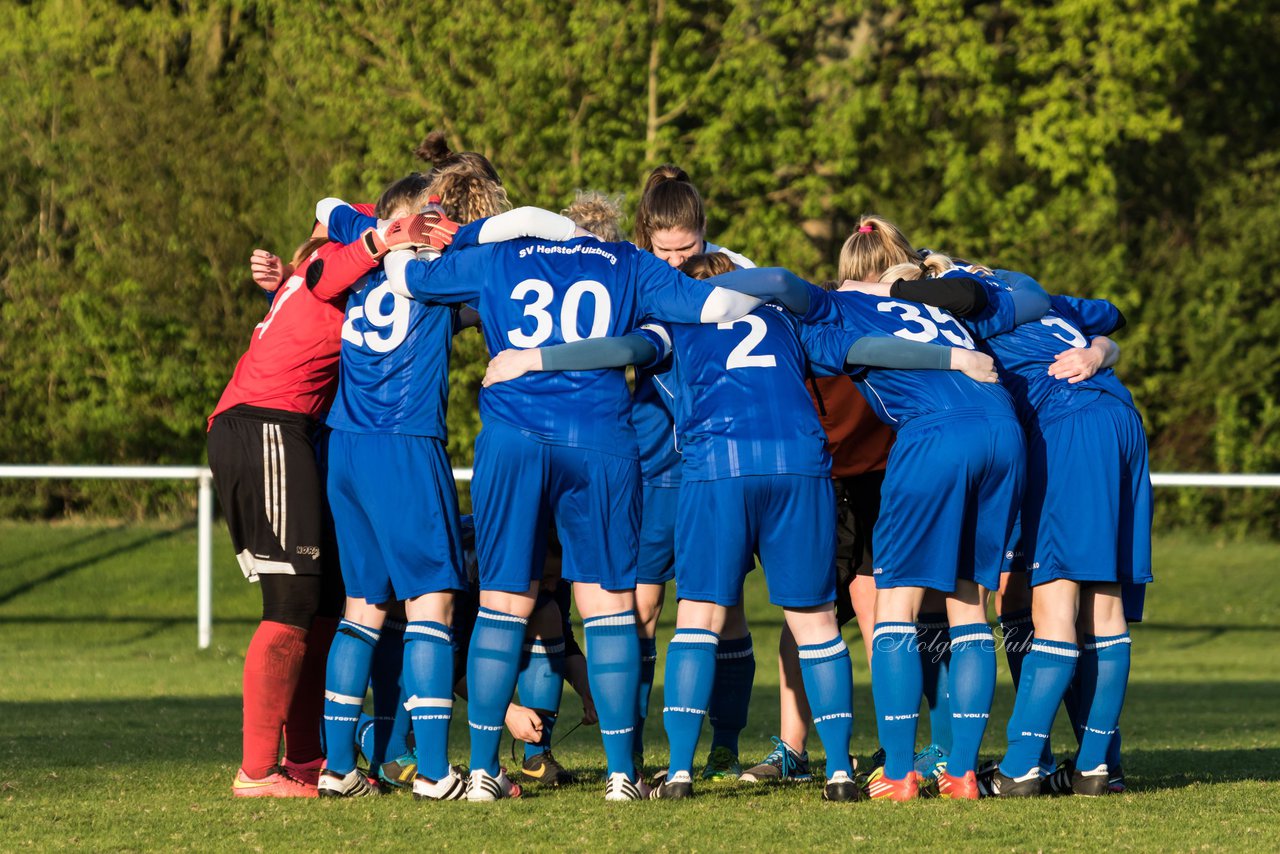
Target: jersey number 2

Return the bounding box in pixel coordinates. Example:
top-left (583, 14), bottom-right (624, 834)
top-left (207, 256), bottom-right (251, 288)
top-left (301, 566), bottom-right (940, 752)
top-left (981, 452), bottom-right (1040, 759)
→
top-left (719, 315), bottom-right (777, 369)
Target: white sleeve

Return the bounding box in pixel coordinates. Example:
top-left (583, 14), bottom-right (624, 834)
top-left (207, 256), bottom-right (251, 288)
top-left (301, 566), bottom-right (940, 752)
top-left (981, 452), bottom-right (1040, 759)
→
top-left (699, 288), bottom-right (764, 323)
top-left (315, 197), bottom-right (348, 229)
top-left (477, 207), bottom-right (577, 243)
top-left (705, 240), bottom-right (756, 269)
top-left (639, 322), bottom-right (673, 361)
top-left (383, 250), bottom-right (415, 298)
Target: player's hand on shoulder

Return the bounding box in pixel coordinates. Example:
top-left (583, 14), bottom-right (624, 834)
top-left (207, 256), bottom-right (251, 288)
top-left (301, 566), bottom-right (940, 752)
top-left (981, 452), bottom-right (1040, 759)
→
top-left (249, 249), bottom-right (286, 293)
top-left (483, 348), bottom-right (542, 386)
top-left (381, 209), bottom-right (461, 253)
top-left (1048, 345), bottom-right (1103, 383)
top-left (505, 703), bottom-right (544, 743)
top-left (951, 348), bottom-right (999, 383)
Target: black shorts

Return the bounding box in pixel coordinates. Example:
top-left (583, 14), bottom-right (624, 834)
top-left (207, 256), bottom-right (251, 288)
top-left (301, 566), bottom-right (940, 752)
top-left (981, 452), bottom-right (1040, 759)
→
top-left (207, 405), bottom-right (329, 581)
top-left (833, 469), bottom-right (885, 627)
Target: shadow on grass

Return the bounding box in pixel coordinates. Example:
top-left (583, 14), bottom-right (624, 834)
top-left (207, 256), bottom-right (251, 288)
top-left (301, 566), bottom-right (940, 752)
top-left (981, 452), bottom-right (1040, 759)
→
top-left (0, 522), bottom-right (194, 606)
top-left (0, 525), bottom-right (125, 574)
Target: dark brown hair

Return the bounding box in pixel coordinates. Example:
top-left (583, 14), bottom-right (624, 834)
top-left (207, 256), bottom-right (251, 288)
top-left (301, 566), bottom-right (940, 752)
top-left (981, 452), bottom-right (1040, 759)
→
top-left (679, 251), bottom-right (737, 280)
top-left (414, 130), bottom-right (503, 186)
top-left (374, 173), bottom-right (433, 218)
top-left (634, 164), bottom-right (706, 251)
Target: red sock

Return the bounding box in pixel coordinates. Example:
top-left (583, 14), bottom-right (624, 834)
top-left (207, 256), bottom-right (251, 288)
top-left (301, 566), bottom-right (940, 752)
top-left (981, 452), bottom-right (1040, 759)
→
top-left (242, 621), bottom-right (308, 778)
top-left (284, 616), bottom-right (339, 765)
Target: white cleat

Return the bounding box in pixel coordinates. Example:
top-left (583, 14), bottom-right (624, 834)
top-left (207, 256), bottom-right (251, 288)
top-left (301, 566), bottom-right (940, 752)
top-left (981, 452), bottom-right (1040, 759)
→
top-left (466, 767), bottom-right (522, 802)
top-left (604, 771), bottom-right (651, 801)
top-left (413, 765), bottom-right (470, 801)
top-left (317, 767), bottom-right (380, 798)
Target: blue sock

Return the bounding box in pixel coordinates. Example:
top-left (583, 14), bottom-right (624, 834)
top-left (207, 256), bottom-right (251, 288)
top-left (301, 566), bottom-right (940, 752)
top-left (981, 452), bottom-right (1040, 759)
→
top-left (584, 611), bottom-right (641, 779)
top-left (466, 608), bottom-right (528, 777)
top-left (662, 628), bottom-right (719, 777)
top-left (1108, 728), bottom-right (1123, 770)
top-left (403, 620), bottom-right (455, 781)
top-left (322, 619), bottom-right (379, 775)
top-left (871, 622), bottom-right (921, 780)
top-left (709, 634), bottom-right (755, 755)
top-left (797, 636), bottom-right (854, 778)
top-left (1064, 673), bottom-right (1086, 746)
top-left (635, 635), bottom-right (658, 759)
top-left (916, 613), bottom-right (953, 752)
top-left (368, 618), bottom-right (407, 767)
top-left (999, 638), bottom-right (1078, 778)
top-left (946, 623), bottom-right (996, 776)
top-left (517, 636), bottom-right (565, 759)
top-left (998, 608), bottom-right (1034, 688)
top-left (356, 712), bottom-right (376, 763)
top-left (1075, 633), bottom-right (1132, 771)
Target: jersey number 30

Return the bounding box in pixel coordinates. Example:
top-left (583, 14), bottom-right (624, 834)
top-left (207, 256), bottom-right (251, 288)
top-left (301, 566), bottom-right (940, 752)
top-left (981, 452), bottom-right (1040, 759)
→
top-left (507, 279), bottom-right (612, 347)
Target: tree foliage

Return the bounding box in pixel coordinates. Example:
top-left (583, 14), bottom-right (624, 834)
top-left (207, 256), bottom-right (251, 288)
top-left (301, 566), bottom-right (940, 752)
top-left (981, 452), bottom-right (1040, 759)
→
top-left (1, 0), bottom-right (1277, 531)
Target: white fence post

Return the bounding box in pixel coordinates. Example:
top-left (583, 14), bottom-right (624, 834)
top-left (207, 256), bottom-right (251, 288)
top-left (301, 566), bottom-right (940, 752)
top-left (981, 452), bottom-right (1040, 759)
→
top-left (197, 471), bottom-right (214, 650)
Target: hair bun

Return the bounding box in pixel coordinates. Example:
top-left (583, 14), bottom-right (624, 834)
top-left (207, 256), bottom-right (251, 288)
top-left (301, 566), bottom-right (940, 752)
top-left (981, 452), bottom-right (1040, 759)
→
top-left (643, 163), bottom-right (692, 195)
top-left (415, 130), bottom-right (454, 167)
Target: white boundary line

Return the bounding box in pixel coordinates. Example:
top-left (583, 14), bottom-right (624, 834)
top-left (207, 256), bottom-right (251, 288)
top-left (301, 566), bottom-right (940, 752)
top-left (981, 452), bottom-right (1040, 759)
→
top-left (0, 465), bottom-right (1272, 648)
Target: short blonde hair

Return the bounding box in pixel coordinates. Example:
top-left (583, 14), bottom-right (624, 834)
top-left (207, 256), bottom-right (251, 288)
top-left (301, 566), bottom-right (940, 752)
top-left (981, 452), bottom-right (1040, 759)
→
top-left (563, 190), bottom-right (625, 241)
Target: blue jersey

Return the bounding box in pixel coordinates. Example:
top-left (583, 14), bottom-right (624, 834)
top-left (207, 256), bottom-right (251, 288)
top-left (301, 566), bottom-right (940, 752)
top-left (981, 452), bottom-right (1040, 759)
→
top-left (958, 269), bottom-right (1134, 427)
top-left (398, 236), bottom-right (719, 457)
top-left (641, 305), bottom-right (831, 481)
top-left (324, 206), bottom-right (459, 438)
top-left (801, 285), bottom-right (1017, 429)
top-left (632, 363), bottom-right (682, 487)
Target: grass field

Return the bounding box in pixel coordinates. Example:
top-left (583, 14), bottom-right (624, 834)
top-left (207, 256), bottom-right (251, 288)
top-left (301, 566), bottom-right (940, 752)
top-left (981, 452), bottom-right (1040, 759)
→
top-left (1, 521), bottom-right (1277, 852)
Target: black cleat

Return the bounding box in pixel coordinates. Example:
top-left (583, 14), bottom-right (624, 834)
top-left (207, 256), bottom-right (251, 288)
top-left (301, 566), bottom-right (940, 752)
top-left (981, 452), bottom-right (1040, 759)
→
top-left (649, 770), bottom-right (694, 799)
top-left (976, 763), bottom-right (1040, 798)
top-left (519, 750), bottom-right (575, 786)
top-left (1042, 758), bottom-right (1109, 797)
top-left (822, 771), bottom-right (862, 802)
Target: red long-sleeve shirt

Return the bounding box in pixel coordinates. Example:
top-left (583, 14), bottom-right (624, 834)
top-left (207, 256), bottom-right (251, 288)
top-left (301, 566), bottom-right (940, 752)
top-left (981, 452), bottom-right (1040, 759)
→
top-left (208, 234), bottom-right (379, 428)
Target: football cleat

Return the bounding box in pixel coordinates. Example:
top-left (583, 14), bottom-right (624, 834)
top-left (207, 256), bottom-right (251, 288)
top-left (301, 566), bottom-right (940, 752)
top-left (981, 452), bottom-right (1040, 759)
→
top-left (937, 769), bottom-right (979, 800)
top-left (649, 770), bottom-right (694, 800)
top-left (739, 737), bottom-right (813, 783)
top-left (822, 770), bottom-right (861, 802)
top-left (700, 745), bottom-right (742, 782)
top-left (864, 767), bottom-right (922, 801)
top-left (378, 753), bottom-right (418, 789)
top-left (466, 767), bottom-right (522, 802)
top-left (1041, 758), bottom-right (1109, 797)
top-left (1108, 765), bottom-right (1126, 794)
top-left (280, 756), bottom-right (325, 787)
top-left (604, 772), bottom-right (651, 801)
top-left (317, 767), bottom-right (380, 798)
top-left (975, 763), bottom-right (1040, 798)
top-left (412, 765), bottom-right (469, 801)
top-left (231, 767), bottom-right (318, 798)
top-left (913, 743), bottom-right (949, 782)
top-left (520, 750), bottom-right (575, 786)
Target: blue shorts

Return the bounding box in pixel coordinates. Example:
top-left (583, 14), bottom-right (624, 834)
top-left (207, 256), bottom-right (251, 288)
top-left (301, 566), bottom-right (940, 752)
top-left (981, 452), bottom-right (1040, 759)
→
top-left (326, 430), bottom-right (466, 604)
top-left (1022, 393), bottom-right (1153, 587)
top-left (472, 420), bottom-right (640, 593)
top-left (636, 484), bottom-right (679, 585)
top-left (1002, 512), bottom-right (1026, 573)
top-left (873, 412), bottom-right (1025, 593)
top-left (1122, 580), bottom-right (1147, 623)
top-left (675, 475), bottom-right (836, 608)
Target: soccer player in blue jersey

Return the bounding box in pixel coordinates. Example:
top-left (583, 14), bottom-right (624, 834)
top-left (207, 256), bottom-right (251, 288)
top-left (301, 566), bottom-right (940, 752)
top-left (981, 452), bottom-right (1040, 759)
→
top-left (315, 164), bottom-right (585, 801)
top-left (481, 252), bottom-right (1000, 802)
top-left (742, 225), bottom-right (1046, 801)
top-left (874, 259), bottom-right (1151, 798)
top-left (381, 220), bottom-right (765, 803)
top-left (630, 167), bottom-right (759, 780)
